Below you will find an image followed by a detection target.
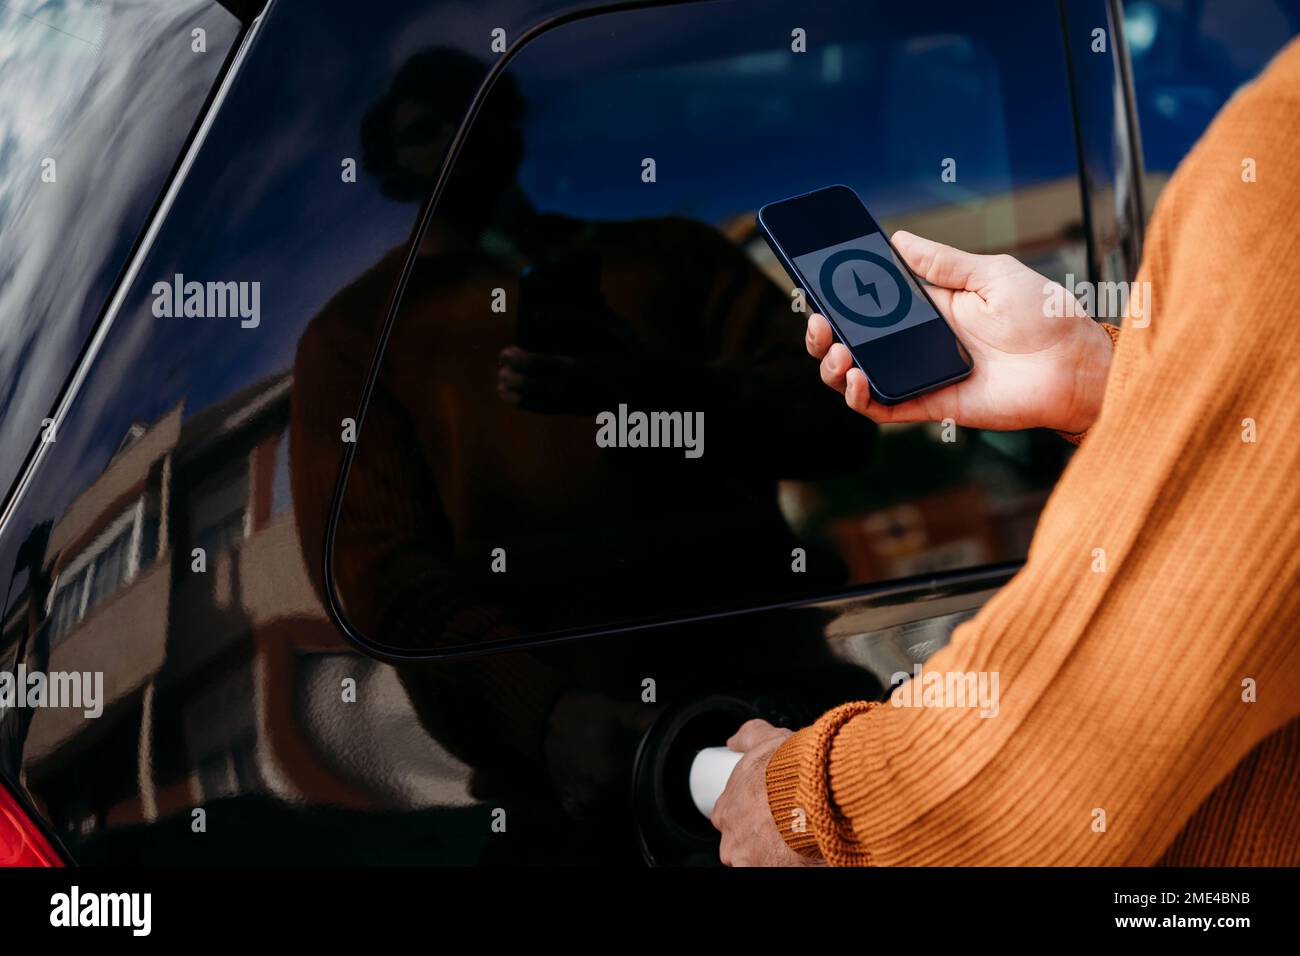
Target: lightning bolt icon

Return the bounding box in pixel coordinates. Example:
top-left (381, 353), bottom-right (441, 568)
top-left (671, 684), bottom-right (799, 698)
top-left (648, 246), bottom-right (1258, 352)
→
top-left (853, 269), bottom-right (881, 310)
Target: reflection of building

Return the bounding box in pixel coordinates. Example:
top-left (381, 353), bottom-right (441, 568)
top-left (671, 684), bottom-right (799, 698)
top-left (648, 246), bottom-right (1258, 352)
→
top-left (4, 375), bottom-right (471, 839)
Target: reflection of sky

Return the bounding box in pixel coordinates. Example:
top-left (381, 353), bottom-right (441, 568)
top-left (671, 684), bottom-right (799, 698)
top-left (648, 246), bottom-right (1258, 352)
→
top-left (0, 0), bottom-right (107, 47)
top-left (0, 0), bottom-right (236, 501)
top-left (507, 0), bottom-right (1074, 224)
top-left (21, 0), bottom-right (427, 514)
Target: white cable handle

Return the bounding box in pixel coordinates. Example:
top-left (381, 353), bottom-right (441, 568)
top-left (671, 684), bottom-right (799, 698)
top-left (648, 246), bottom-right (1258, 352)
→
top-left (688, 746), bottom-right (745, 818)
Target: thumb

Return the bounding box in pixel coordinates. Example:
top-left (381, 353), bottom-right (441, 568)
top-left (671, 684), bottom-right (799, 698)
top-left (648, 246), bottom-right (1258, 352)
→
top-left (891, 230), bottom-right (1000, 293)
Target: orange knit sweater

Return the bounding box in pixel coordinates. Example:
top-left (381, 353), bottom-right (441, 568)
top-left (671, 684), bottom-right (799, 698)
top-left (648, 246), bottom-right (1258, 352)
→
top-left (766, 38), bottom-right (1300, 866)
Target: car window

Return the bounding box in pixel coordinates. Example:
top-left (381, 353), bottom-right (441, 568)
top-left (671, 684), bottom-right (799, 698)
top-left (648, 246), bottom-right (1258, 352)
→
top-left (1123, 0), bottom-right (1300, 211)
top-left (323, 0), bottom-right (1088, 653)
top-left (0, 0), bottom-right (242, 507)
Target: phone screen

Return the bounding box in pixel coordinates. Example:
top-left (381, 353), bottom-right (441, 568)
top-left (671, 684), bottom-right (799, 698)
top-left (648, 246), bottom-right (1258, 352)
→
top-left (792, 231), bottom-right (940, 346)
top-left (759, 185), bottom-right (972, 403)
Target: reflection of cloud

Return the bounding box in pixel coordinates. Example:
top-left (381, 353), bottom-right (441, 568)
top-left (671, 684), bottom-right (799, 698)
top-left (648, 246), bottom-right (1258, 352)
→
top-left (0, 0), bottom-right (235, 499)
top-left (0, 0), bottom-right (107, 48)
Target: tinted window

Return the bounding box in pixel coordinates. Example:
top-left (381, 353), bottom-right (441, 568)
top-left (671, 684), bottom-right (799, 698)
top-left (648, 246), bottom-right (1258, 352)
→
top-left (0, 0), bottom-right (241, 504)
top-left (315, 0), bottom-right (1087, 653)
top-left (1123, 0), bottom-right (1300, 207)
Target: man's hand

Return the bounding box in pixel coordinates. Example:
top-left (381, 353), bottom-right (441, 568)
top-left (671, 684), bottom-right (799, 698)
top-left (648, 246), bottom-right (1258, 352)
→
top-left (710, 719), bottom-right (822, 867)
top-left (808, 231), bottom-right (1115, 434)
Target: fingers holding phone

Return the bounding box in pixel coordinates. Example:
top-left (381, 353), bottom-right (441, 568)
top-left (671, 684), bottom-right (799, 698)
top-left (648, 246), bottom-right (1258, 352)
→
top-left (795, 224), bottom-right (1113, 434)
top-left (757, 186), bottom-right (975, 408)
top-left (806, 316), bottom-right (948, 425)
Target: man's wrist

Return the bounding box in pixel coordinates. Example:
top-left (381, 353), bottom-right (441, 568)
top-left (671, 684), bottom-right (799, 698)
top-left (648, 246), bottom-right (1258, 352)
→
top-left (1060, 319), bottom-right (1119, 435)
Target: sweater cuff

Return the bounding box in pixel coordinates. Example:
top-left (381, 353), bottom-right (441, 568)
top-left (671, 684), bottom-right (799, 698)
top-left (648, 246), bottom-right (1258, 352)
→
top-left (766, 700), bottom-right (882, 861)
top-left (765, 725), bottom-right (822, 856)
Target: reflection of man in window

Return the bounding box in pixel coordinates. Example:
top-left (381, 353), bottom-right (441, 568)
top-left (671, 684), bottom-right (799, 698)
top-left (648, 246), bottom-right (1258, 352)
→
top-left (290, 49), bottom-right (875, 821)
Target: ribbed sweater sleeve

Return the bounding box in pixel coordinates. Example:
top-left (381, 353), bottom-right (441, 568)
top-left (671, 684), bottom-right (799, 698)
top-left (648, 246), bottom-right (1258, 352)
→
top-left (766, 39), bottom-right (1300, 866)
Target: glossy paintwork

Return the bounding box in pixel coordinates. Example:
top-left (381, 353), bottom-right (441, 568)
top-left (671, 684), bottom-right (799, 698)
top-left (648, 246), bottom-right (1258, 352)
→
top-left (0, 0), bottom-right (242, 508)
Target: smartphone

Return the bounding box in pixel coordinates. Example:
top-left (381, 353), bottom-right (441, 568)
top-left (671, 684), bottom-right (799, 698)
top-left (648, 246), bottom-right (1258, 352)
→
top-left (757, 185), bottom-right (973, 404)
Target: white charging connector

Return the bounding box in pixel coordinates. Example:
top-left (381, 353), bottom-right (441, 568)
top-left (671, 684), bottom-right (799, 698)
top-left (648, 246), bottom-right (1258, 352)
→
top-left (688, 746), bottom-right (745, 818)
